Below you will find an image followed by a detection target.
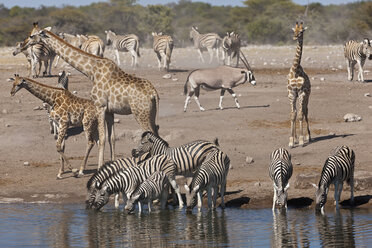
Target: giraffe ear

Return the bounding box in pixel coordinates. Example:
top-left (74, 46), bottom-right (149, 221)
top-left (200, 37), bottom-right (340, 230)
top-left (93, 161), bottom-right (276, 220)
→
top-left (303, 26), bottom-right (308, 31)
top-left (292, 28), bottom-right (296, 32)
top-left (7, 78), bottom-right (15, 83)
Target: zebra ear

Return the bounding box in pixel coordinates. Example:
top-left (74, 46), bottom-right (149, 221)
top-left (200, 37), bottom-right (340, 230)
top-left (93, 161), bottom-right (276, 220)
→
top-left (152, 32), bottom-right (156, 36)
top-left (158, 32), bottom-right (162, 36)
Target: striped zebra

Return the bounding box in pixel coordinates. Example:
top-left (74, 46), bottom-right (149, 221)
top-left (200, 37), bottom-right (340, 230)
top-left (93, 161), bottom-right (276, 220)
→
top-left (269, 148), bottom-right (293, 211)
top-left (184, 149), bottom-right (230, 212)
top-left (124, 171), bottom-right (170, 213)
top-left (86, 153), bottom-right (151, 209)
top-left (131, 131), bottom-right (220, 178)
top-left (344, 39), bottom-right (371, 82)
top-left (43, 70), bottom-right (70, 139)
top-left (12, 42), bottom-right (33, 77)
top-left (92, 154), bottom-right (182, 210)
top-left (312, 145), bottom-right (355, 214)
top-left (80, 35), bottom-right (105, 57)
top-left (105, 30), bottom-right (140, 67)
top-left (222, 32), bottom-right (241, 67)
top-left (189, 26), bottom-right (222, 64)
top-left (152, 32), bottom-right (174, 71)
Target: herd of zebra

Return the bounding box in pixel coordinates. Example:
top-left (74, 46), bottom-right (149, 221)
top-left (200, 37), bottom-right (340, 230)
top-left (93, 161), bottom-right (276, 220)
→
top-left (8, 24), bottom-right (371, 214)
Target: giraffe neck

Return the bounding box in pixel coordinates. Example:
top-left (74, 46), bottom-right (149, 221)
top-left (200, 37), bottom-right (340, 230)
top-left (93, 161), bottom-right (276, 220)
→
top-left (291, 36), bottom-right (303, 72)
top-left (42, 31), bottom-right (97, 79)
top-left (22, 77), bottom-right (61, 106)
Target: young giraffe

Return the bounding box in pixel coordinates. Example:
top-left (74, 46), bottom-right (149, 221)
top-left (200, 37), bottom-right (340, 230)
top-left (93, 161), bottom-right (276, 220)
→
top-left (287, 22), bottom-right (311, 148)
top-left (8, 74), bottom-right (99, 179)
top-left (21, 23), bottom-right (159, 168)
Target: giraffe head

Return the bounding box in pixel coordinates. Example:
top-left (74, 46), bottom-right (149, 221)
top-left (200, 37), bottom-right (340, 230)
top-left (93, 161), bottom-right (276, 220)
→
top-left (292, 22), bottom-right (307, 41)
top-left (21, 22), bottom-right (52, 51)
top-left (8, 74), bottom-right (26, 96)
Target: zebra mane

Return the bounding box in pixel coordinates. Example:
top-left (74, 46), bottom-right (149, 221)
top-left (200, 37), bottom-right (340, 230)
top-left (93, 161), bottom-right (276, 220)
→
top-left (86, 160), bottom-right (113, 189)
top-left (141, 131), bottom-right (169, 147)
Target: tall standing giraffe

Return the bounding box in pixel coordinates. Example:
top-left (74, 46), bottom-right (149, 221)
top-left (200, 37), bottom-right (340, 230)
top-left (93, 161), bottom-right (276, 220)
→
top-left (21, 23), bottom-right (159, 168)
top-left (287, 22), bottom-right (311, 148)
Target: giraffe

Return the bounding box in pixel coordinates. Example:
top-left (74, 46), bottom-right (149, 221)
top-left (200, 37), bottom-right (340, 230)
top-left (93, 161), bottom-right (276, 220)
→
top-left (287, 22), bottom-right (311, 148)
top-left (8, 74), bottom-right (99, 179)
top-left (21, 23), bottom-right (159, 168)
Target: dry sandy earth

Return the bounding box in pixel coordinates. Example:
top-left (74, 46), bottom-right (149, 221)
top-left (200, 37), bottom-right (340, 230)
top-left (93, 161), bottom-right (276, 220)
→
top-left (0, 45), bottom-right (371, 210)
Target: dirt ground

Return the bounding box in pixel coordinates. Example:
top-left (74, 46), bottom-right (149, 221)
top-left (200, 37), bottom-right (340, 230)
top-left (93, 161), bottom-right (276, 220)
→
top-left (0, 44), bottom-right (371, 210)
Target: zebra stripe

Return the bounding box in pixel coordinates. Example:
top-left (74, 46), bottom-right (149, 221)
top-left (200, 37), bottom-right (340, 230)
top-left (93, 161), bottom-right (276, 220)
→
top-left (125, 171), bottom-right (169, 213)
top-left (222, 32), bottom-right (241, 67)
top-left (43, 71), bottom-right (70, 139)
top-left (92, 154), bottom-right (182, 210)
top-left (184, 149), bottom-right (230, 212)
top-left (152, 32), bottom-right (174, 71)
top-left (80, 35), bottom-right (105, 57)
top-left (13, 42), bottom-right (34, 77)
top-left (189, 26), bottom-right (222, 64)
top-left (105, 30), bottom-right (140, 67)
top-left (315, 145), bottom-right (355, 212)
top-left (131, 131), bottom-right (220, 177)
top-left (344, 39), bottom-right (371, 82)
top-left (269, 148), bottom-right (293, 210)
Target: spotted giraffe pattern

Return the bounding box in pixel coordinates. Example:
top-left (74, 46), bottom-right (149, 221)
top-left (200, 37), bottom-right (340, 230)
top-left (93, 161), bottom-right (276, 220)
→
top-left (287, 22), bottom-right (311, 148)
top-left (22, 23), bottom-right (159, 168)
top-left (9, 75), bottom-right (99, 179)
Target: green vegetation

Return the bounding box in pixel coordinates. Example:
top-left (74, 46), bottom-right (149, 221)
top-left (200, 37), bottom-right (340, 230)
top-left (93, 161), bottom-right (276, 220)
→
top-left (0, 0), bottom-right (371, 46)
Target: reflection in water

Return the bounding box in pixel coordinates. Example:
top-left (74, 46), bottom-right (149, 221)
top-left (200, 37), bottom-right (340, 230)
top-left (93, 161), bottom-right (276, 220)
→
top-left (0, 204), bottom-right (371, 247)
top-left (315, 209), bottom-right (355, 247)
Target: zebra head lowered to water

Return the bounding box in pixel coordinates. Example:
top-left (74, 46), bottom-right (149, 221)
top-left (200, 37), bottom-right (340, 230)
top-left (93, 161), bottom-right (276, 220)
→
top-left (183, 54), bottom-right (256, 112)
top-left (312, 146), bottom-right (355, 214)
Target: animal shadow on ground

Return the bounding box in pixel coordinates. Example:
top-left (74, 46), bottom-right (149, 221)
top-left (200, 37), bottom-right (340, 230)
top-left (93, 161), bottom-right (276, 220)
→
top-left (311, 133), bottom-right (354, 144)
top-left (224, 192), bottom-right (250, 208)
top-left (287, 197), bottom-right (314, 209)
top-left (362, 79), bottom-right (372, 83)
top-left (202, 104), bottom-right (270, 112)
top-left (65, 126), bottom-right (84, 139)
top-left (168, 69), bottom-right (189, 73)
top-left (340, 195), bottom-right (372, 208)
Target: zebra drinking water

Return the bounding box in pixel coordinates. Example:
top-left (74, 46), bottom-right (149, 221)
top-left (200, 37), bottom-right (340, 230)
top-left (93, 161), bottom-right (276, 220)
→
top-left (344, 39), bottom-right (371, 82)
top-left (105, 30), bottom-right (140, 67)
top-left (312, 145), bottom-right (355, 214)
top-left (269, 148), bottom-right (293, 211)
top-left (124, 171), bottom-right (170, 213)
top-left (189, 26), bottom-right (222, 64)
top-left (184, 149), bottom-right (230, 212)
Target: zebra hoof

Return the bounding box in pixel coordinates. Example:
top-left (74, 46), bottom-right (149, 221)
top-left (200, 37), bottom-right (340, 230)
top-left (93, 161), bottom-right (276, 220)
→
top-left (56, 175), bottom-right (62, 180)
top-left (76, 172), bottom-right (84, 178)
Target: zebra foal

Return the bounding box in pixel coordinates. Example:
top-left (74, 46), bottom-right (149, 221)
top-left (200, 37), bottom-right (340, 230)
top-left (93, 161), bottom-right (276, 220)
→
top-left (222, 32), bottom-right (241, 67)
top-left (312, 146), bottom-right (355, 214)
top-left (105, 30), bottom-right (140, 67)
top-left (125, 171), bottom-right (170, 213)
top-left (189, 26), bottom-right (222, 64)
top-left (344, 39), bottom-right (371, 82)
top-left (184, 149), bottom-right (230, 212)
top-left (269, 148), bottom-right (293, 211)
top-left (152, 32), bottom-right (174, 71)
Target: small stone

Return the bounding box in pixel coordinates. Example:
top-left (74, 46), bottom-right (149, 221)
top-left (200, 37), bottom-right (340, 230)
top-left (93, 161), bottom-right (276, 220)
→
top-left (311, 77), bottom-right (316, 81)
top-left (338, 65), bottom-right (342, 69)
top-left (114, 118), bottom-right (120, 123)
top-left (172, 78), bottom-right (178, 81)
top-left (315, 86), bottom-right (320, 90)
top-left (320, 77), bottom-right (325, 81)
top-left (71, 168), bottom-right (78, 174)
top-left (364, 93), bottom-right (371, 97)
top-left (245, 156), bottom-right (254, 164)
top-left (33, 106), bottom-right (42, 110)
top-left (343, 113), bottom-right (362, 122)
top-left (16, 99), bottom-right (21, 104)
top-left (24, 161), bottom-right (30, 166)
top-left (329, 132), bottom-right (336, 136)
top-left (295, 162), bottom-right (301, 165)
top-left (5, 124), bottom-right (10, 127)
top-left (254, 182), bottom-right (261, 187)
top-left (2, 109), bottom-right (8, 114)
top-left (263, 62), bottom-right (267, 65)
top-left (162, 74), bottom-right (172, 79)
top-left (72, 91), bottom-right (77, 94)
top-left (369, 106), bottom-right (372, 109)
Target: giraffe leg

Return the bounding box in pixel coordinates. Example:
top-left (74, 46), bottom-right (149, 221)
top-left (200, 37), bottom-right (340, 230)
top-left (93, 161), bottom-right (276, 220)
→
top-left (219, 89), bottom-right (226, 110)
top-left (56, 122), bottom-right (71, 179)
top-left (227, 88), bottom-right (240, 109)
top-left (303, 96), bottom-right (311, 143)
top-left (97, 107), bottom-right (106, 169)
top-left (105, 113), bottom-right (115, 161)
top-left (288, 93), bottom-right (297, 148)
top-left (77, 120), bottom-right (96, 177)
top-left (298, 93), bottom-right (306, 147)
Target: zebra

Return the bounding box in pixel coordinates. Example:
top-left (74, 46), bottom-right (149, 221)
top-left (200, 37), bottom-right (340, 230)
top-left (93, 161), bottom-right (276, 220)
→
top-left (92, 154), bottom-right (183, 210)
top-left (86, 152), bottom-right (151, 209)
top-left (344, 38), bottom-right (371, 82)
top-left (189, 26), bottom-right (222, 64)
top-left (152, 32), bottom-right (174, 71)
top-left (12, 41), bottom-right (34, 77)
top-left (312, 145), bottom-right (355, 214)
top-left (131, 131), bottom-right (220, 178)
top-left (105, 30), bottom-right (140, 67)
top-left (80, 35), bottom-right (105, 57)
top-left (222, 32), bottom-right (241, 67)
top-left (269, 148), bottom-right (293, 211)
top-left (124, 171), bottom-right (170, 213)
top-left (184, 149), bottom-right (230, 212)
top-left (43, 71), bottom-right (70, 139)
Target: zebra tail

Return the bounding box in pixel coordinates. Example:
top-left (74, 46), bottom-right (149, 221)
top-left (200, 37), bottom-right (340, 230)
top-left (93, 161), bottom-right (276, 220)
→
top-left (136, 40), bottom-right (141, 58)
